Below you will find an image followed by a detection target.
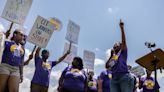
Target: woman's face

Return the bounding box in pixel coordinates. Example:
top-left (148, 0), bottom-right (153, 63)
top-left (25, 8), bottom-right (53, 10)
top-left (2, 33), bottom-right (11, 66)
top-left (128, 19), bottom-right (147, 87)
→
top-left (15, 31), bottom-right (24, 43)
top-left (113, 42), bottom-right (121, 53)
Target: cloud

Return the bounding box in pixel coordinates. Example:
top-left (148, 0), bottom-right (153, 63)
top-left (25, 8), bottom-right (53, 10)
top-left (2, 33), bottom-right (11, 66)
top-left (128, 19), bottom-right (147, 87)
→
top-left (94, 48), bottom-right (112, 66)
top-left (108, 7), bottom-right (119, 14)
top-left (24, 48), bottom-right (32, 60)
top-left (19, 78), bottom-right (31, 92)
top-left (19, 66), bottom-right (34, 92)
top-left (51, 70), bottom-right (62, 80)
top-left (94, 58), bottom-right (105, 66)
top-left (108, 8), bottom-right (113, 13)
top-left (106, 48), bottom-right (112, 60)
top-left (95, 48), bottom-right (100, 52)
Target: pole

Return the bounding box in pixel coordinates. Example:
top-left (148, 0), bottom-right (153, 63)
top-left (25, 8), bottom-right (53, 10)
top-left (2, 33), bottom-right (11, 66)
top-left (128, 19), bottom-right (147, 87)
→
top-left (6, 22), bottom-right (14, 39)
top-left (149, 48), bottom-right (158, 92)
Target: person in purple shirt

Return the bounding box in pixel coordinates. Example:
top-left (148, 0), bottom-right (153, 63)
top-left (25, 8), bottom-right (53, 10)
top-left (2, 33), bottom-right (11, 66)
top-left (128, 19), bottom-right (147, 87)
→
top-left (106, 20), bottom-right (134, 92)
top-left (30, 46), bottom-right (70, 92)
top-left (58, 57), bottom-right (88, 92)
top-left (0, 30), bottom-right (25, 92)
top-left (87, 71), bottom-right (98, 92)
top-left (98, 63), bottom-right (112, 92)
top-left (139, 69), bottom-right (160, 92)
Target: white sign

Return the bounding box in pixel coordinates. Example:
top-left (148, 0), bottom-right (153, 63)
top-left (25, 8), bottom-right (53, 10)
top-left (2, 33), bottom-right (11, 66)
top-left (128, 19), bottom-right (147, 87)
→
top-left (130, 66), bottom-right (145, 77)
top-left (27, 16), bottom-right (54, 48)
top-left (0, 32), bottom-right (5, 63)
top-left (63, 42), bottom-right (77, 64)
top-left (49, 17), bottom-right (62, 32)
top-left (83, 50), bottom-right (95, 70)
top-left (1, 0), bottom-right (33, 25)
top-left (65, 20), bottom-right (80, 44)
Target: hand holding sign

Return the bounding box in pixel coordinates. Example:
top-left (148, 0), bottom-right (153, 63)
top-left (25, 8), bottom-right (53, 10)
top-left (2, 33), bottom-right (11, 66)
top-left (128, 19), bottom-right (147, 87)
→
top-left (63, 42), bottom-right (77, 64)
top-left (67, 41), bottom-right (72, 54)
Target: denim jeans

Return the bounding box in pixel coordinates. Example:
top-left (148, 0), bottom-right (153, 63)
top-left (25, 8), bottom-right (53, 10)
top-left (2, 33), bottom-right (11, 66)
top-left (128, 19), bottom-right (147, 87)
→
top-left (110, 73), bottom-right (134, 92)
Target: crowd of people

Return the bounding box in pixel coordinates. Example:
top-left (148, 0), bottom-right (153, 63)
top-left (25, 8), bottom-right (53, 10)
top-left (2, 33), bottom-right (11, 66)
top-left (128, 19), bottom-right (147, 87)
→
top-left (0, 20), bottom-right (161, 92)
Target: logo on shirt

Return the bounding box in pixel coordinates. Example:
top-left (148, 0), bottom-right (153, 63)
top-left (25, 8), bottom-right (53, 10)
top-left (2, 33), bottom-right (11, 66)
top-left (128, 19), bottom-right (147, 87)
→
top-left (112, 55), bottom-right (119, 61)
top-left (108, 74), bottom-right (112, 79)
top-left (144, 79), bottom-right (155, 89)
top-left (88, 81), bottom-right (97, 87)
top-left (42, 62), bottom-right (51, 70)
top-left (10, 44), bottom-right (24, 57)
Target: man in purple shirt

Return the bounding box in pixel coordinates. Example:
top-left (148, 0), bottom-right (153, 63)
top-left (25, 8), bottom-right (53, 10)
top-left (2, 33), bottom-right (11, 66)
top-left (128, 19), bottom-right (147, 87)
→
top-left (31, 46), bottom-right (70, 92)
top-left (139, 69), bottom-right (160, 92)
top-left (106, 20), bottom-right (134, 92)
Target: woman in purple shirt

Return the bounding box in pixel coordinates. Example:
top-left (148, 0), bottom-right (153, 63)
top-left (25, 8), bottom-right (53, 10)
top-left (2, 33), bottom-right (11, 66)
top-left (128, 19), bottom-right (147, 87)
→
top-left (139, 69), bottom-right (160, 92)
top-left (0, 30), bottom-right (25, 92)
top-left (30, 46), bottom-right (70, 92)
top-left (106, 20), bottom-right (134, 92)
top-left (58, 57), bottom-right (88, 92)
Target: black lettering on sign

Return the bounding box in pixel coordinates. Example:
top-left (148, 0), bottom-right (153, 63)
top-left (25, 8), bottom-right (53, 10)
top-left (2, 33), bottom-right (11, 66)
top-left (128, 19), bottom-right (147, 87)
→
top-left (41, 19), bottom-right (48, 26)
top-left (32, 32), bottom-right (44, 43)
top-left (36, 23), bottom-right (51, 35)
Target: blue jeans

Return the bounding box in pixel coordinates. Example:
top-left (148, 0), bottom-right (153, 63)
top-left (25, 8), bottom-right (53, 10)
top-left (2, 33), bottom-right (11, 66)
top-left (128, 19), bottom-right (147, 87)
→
top-left (110, 73), bottom-right (134, 92)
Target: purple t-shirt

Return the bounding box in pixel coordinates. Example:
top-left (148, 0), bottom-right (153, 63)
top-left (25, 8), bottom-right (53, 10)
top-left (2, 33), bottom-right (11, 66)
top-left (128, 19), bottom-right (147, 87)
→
top-left (112, 49), bottom-right (128, 76)
top-left (87, 78), bottom-right (98, 92)
top-left (99, 70), bottom-right (112, 92)
top-left (141, 77), bottom-right (160, 92)
top-left (62, 66), bottom-right (87, 92)
top-left (31, 56), bottom-right (57, 87)
top-left (2, 41), bottom-right (24, 66)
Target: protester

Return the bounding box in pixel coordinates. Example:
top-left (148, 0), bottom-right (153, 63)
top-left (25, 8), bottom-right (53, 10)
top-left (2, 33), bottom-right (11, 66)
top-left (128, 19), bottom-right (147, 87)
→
top-left (106, 20), bottom-right (134, 92)
top-left (127, 65), bottom-right (139, 92)
top-left (0, 29), bottom-right (25, 92)
top-left (30, 45), bottom-right (70, 92)
top-left (87, 71), bottom-right (98, 92)
top-left (139, 69), bottom-right (160, 92)
top-left (98, 62), bottom-right (112, 92)
top-left (58, 57), bottom-right (88, 92)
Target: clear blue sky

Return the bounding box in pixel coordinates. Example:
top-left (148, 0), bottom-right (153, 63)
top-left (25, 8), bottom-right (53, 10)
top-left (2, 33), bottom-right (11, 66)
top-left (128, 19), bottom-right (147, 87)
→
top-left (0, 0), bottom-right (164, 91)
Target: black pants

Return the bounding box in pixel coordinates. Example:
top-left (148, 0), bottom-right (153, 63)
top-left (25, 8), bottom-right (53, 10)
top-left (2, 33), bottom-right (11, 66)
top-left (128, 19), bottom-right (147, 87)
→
top-left (61, 88), bottom-right (84, 92)
top-left (30, 82), bottom-right (48, 92)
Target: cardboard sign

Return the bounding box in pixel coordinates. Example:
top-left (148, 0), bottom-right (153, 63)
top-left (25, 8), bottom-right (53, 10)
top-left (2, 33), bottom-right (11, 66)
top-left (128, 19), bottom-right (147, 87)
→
top-left (27, 16), bottom-right (54, 48)
top-left (1, 0), bottom-right (33, 25)
top-left (49, 17), bottom-right (62, 32)
top-left (63, 42), bottom-right (77, 64)
top-left (65, 20), bottom-right (80, 44)
top-left (130, 66), bottom-right (145, 77)
top-left (83, 50), bottom-right (95, 70)
top-left (0, 32), bottom-right (5, 63)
